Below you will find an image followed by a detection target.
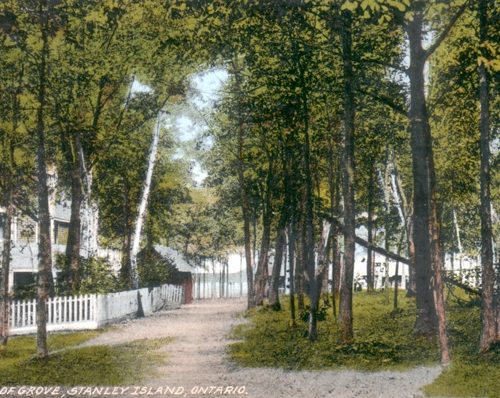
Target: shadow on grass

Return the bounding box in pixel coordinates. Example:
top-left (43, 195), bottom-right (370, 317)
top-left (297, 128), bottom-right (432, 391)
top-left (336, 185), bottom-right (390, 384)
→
top-left (0, 331), bottom-right (172, 386)
top-left (229, 290), bottom-right (500, 397)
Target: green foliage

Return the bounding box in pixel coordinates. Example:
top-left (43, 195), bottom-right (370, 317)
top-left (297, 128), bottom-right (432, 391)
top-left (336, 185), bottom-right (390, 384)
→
top-left (424, 353), bottom-right (500, 398)
top-left (424, 299), bottom-right (500, 397)
top-left (299, 303), bottom-right (329, 323)
top-left (56, 254), bottom-right (122, 295)
top-left (229, 291), bottom-right (439, 371)
top-left (0, 332), bottom-right (171, 386)
top-left (136, 247), bottom-right (176, 288)
top-left (231, 289), bottom-right (500, 396)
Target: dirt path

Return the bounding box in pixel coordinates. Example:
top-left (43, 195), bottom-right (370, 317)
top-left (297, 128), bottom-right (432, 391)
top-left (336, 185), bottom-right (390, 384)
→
top-left (83, 299), bottom-right (442, 398)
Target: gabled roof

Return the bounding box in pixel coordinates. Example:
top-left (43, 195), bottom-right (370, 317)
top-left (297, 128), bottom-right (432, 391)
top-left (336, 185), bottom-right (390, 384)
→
top-left (153, 245), bottom-right (195, 273)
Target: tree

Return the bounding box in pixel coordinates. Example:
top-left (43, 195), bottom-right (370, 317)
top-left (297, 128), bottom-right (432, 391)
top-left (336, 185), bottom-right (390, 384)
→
top-left (337, 6), bottom-right (357, 343)
top-left (477, 0), bottom-right (496, 352)
top-left (32, 0), bottom-right (54, 358)
top-left (0, 3), bottom-right (30, 345)
top-left (129, 113), bottom-right (163, 289)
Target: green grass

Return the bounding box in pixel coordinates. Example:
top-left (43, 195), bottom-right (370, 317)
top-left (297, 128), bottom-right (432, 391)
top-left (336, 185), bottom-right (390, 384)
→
top-left (423, 297), bottom-right (500, 398)
top-left (229, 289), bottom-right (500, 397)
top-left (229, 291), bottom-right (439, 371)
top-left (0, 331), bottom-right (172, 385)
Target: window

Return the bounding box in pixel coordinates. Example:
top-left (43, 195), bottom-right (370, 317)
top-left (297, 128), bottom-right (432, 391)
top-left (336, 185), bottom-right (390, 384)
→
top-left (17, 217), bottom-right (36, 242)
top-left (54, 221), bottom-right (69, 245)
top-left (13, 272), bottom-right (37, 299)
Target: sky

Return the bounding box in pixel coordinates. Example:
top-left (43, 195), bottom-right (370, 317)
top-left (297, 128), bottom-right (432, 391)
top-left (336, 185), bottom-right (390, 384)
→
top-left (172, 68), bottom-right (228, 184)
top-left (130, 69), bottom-right (228, 185)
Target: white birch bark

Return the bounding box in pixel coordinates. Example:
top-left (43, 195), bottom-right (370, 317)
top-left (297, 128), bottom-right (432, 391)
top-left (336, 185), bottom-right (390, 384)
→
top-left (130, 113), bottom-right (162, 288)
top-left (80, 194), bottom-right (99, 257)
top-left (78, 141), bottom-right (99, 258)
top-left (452, 209), bottom-right (463, 256)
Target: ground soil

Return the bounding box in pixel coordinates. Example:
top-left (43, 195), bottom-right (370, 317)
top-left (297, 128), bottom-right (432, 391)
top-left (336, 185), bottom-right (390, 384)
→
top-left (82, 298), bottom-right (442, 398)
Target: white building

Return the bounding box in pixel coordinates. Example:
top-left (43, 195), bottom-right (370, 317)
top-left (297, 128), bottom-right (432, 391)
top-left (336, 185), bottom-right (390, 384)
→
top-left (0, 201), bottom-right (122, 294)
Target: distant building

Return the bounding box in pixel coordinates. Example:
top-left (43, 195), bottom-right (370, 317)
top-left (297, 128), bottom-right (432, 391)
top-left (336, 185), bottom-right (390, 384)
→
top-left (0, 201), bottom-right (122, 295)
top-left (147, 245), bottom-right (196, 303)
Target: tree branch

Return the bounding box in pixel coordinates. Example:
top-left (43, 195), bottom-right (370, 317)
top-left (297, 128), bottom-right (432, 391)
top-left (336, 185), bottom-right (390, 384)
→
top-left (424, 0), bottom-right (471, 61)
top-left (359, 57), bottom-right (408, 74)
top-left (330, 218), bottom-right (481, 296)
top-left (356, 87), bottom-right (408, 117)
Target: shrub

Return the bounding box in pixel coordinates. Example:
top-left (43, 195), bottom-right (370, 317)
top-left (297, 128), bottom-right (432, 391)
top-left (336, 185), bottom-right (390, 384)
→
top-left (56, 254), bottom-right (122, 295)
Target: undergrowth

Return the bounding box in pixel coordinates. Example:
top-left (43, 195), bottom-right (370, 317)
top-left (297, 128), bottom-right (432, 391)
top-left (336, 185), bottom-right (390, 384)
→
top-left (229, 289), bottom-right (500, 397)
top-left (229, 291), bottom-right (439, 371)
top-left (424, 299), bottom-right (500, 398)
top-left (0, 331), bottom-right (172, 385)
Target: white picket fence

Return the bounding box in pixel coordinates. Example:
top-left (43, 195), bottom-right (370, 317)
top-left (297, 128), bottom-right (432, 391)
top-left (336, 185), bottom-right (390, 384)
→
top-left (9, 284), bottom-right (184, 336)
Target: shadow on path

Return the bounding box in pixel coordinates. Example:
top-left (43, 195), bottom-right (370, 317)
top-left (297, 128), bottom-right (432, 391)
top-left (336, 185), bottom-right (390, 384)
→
top-left (83, 298), bottom-right (442, 398)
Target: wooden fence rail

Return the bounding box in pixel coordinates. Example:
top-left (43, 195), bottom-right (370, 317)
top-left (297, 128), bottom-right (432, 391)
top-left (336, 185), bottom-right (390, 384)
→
top-left (9, 284), bottom-right (184, 336)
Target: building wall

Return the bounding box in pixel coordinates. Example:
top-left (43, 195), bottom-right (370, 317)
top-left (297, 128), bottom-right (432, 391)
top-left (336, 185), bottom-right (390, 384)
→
top-left (1, 202), bottom-right (122, 294)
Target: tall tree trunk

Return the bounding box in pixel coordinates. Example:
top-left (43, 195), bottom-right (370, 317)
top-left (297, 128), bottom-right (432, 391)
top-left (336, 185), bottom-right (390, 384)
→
top-left (406, 216), bottom-right (417, 296)
top-left (406, 3), bottom-right (453, 362)
top-left (269, 227), bottom-right (286, 310)
top-left (406, 10), bottom-right (438, 336)
top-left (35, 0), bottom-right (52, 358)
top-left (367, 164), bottom-right (375, 291)
top-left (478, 0), bottom-right (496, 353)
top-left (232, 66), bottom-right (255, 309)
top-left (254, 163), bottom-right (274, 305)
top-left (339, 9), bottom-right (356, 343)
top-left (120, 183), bottom-right (132, 286)
top-left (240, 176), bottom-right (254, 308)
top-left (327, 134), bottom-right (341, 317)
top-left (65, 134), bottom-right (83, 292)
top-left (308, 221), bottom-right (331, 341)
top-left (78, 131), bottom-right (98, 260)
top-left (80, 169), bottom-right (98, 258)
top-left (287, 221), bottom-right (296, 325)
top-left (220, 258), bottom-right (224, 298)
top-left (226, 259), bottom-right (229, 297)
top-left (0, 197), bottom-right (13, 346)
top-left (394, 231), bottom-right (405, 311)
top-left (296, 218), bottom-right (305, 311)
top-left (322, 238), bottom-right (330, 299)
top-left (452, 208), bottom-right (463, 262)
top-left (296, 40), bottom-right (316, 334)
top-left (390, 156), bottom-right (416, 296)
top-left (130, 113), bottom-right (162, 289)
top-left (331, 230), bottom-right (340, 318)
top-left (430, 196), bottom-right (450, 363)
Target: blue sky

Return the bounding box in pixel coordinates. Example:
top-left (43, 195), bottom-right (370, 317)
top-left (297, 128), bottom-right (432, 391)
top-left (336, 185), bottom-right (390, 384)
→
top-left (174, 68), bottom-right (228, 184)
top-left (132, 68), bottom-right (228, 184)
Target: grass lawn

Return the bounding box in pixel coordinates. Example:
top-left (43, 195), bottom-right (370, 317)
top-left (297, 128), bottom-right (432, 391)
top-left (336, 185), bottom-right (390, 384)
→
top-left (423, 298), bottom-right (500, 398)
top-left (229, 289), bottom-right (500, 397)
top-left (0, 331), bottom-right (172, 385)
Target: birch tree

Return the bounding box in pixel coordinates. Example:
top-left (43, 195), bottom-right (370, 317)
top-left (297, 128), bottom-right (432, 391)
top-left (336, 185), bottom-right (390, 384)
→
top-left (129, 113), bottom-right (163, 289)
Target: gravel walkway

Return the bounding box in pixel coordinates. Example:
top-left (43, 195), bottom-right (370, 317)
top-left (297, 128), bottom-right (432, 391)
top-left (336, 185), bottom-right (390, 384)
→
top-left (82, 299), bottom-right (442, 398)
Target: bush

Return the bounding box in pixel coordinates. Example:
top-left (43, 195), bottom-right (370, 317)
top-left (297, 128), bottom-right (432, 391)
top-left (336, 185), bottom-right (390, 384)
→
top-left (229, 291), bottom-right (439, 371)
top-left (56, 254), bottom-right (122, 295)
top-left (136, 247), bottom-right (177, 288)
top-left (299, 304), bottom-right (329, 323)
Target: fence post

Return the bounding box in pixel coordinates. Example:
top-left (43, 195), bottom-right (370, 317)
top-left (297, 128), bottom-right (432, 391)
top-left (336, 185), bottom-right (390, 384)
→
top-left (9, 283), bottom-right (186, 335)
